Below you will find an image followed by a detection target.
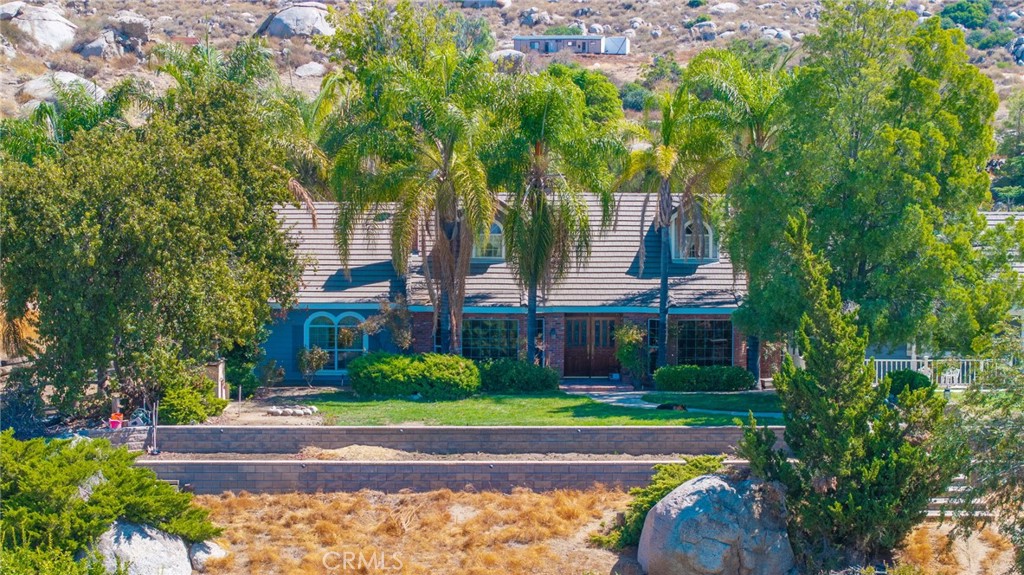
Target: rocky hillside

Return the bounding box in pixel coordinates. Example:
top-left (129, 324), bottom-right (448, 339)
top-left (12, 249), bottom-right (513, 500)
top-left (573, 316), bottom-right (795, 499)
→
top-left (2, 0), bottom-right (1024, 116)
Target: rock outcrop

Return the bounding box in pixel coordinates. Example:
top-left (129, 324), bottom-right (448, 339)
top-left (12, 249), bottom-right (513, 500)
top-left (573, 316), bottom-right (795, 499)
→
top-left (93, 522), bottom-right (192, 575)
top-left (638, 475), bottom-right (796, 575)
top-left (257, 2), bottom-right (335, 38)
top-left (17, 72), bottom-right (106, 104)
top-left (189, 541), bottom-right (228, 573)
top-left (1, 2), bottom-right (77, 50)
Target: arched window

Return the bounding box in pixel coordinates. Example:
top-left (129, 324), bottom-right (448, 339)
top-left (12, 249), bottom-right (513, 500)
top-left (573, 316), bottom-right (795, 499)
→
top-left (473, 222), bottom-right (504, 260)
top-left (672, 218), bottom-right (717, 262)
top-left (304, 312), bottom-right (368, 373)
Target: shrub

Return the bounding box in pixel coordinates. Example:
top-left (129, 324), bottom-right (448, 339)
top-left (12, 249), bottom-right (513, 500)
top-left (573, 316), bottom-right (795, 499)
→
top-left (654, 364), bottom-right (756, 391)
top-left (886, 369), bottom-right (932, 398)
top-left (0, 547), bottom-right (120, 575)
top-left (0, 430), bottom-right (220, 557)
top-left (349, 352), bottom-right (480, 400)
top-left (479, 359), bottom-right (560, 393)
top-left (297, 346), bottom-right (330, 386)
top-left (620, 81), bottom-right (652, 111)
top-left (592, 455), bottom-right (724, 548)
top-left (687, 0), bottom-right (706, 7)
top-left (544, 24), bottom-right (583, 35)
top-left (613, 322), bottom-right (652, 386)
top-left (683, 15), bottom-right (711, 29)
top-left (157, 371), bottom-right (228, 425)
top-left (974, 28), bottom-right (1014, 50)
top-left (940, 0), bottom-right (991, 29)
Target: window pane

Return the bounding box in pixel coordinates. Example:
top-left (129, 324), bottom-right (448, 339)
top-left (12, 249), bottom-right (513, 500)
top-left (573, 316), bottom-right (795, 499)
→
top-left (474, 224), bottom-right (503, 259)
top-left (677, 320), bottom-right (732, 366)
top-left (462, 319), bottom-right (519, 361)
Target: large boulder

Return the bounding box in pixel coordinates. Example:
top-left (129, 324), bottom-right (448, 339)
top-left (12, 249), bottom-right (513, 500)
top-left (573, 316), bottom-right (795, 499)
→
top-left (5, 4), bottom-right (76, 50)
top-left (638, 475), bottom-right (796, 575)
top-left (189, 541), bottom-right (228, 573)
top-left (257, 2), bottom-right (335, 38)
top-left (77, 30), bottom-right (125, 59)
top-left (710, 2), bottom-right (739, 14)
top-left (519, 7), bottom-right (552, 26)
top-left (111, 10), bottom-right (151, 45)
top-left (489, 48), bottom-right (526, 73)
top-left (294, 61), bottom-right (326, 78)
top-left (17, 72), bottom-right (106, 104)
top-left (93, 522), bottom-right (191, 575)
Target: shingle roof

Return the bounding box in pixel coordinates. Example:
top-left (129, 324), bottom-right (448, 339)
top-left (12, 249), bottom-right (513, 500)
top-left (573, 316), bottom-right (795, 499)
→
top-left (278, 196), bottom-right (745, 310)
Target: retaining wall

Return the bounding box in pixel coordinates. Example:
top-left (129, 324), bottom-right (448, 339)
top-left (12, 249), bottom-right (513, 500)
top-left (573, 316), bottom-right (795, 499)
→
top-left (148, 425), bottom-right (780, 456)
top-left (137, 459), bottom-right (746, 494)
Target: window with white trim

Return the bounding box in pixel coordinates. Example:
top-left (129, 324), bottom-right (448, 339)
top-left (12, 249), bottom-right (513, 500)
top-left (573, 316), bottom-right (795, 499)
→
top-left (670, 217), bottom-right (718, 262)
top-left (304, 312), bottom-right (368, 373)
top-left (473, 222), bottom-right (504, 260)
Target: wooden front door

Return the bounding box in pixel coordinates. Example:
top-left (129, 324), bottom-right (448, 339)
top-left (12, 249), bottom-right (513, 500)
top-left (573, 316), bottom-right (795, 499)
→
top-left (563, 315), bottom-right (620, 377)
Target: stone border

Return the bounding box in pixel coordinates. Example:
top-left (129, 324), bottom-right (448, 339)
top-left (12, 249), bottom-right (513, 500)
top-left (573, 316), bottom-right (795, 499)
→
top-left (148, 425), bottom-right (783, 456)
top-left (138, 459), bottom-right (747, 494)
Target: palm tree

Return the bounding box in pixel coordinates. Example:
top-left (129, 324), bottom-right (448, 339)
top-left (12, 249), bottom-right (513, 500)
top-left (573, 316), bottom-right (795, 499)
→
top-left (482, 72), bottom-right (616, 364)
top-left (333, 44), bottom-right (495, 353)
top-left (616, 87), bottom-right (735, 370)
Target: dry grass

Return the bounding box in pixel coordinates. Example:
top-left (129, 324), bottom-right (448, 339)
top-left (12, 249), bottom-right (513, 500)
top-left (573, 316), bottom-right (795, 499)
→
top-left (895, 523), bottom-right (1015, 575)
top-left (195, 487), bottom-right (634, 575)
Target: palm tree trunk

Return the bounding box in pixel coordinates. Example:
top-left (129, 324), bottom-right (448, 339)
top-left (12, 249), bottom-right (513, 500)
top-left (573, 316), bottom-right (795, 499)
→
top-left (438, 289), bottom-right (451, 354)
top-left (527, 281), bottom-right (539, 365)
top-left (657, 180), bottom-right (672, 370)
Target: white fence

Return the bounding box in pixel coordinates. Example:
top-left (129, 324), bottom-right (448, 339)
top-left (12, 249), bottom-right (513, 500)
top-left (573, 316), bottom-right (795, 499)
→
top-left (869, 358), bottom-right (990, 389)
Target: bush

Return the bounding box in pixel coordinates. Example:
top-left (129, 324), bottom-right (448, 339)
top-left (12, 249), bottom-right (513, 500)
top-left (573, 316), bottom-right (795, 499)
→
top-left (620, 81), bottom-right (652, 111)
top-left (687, 0), bottom-right (706, 7)
top-left (886, 369), bottom-right (932, 398)
top-left (592, 455), bottom-right (724, 548)
top-left (613, 322), bottom-right (652, 386)
top-left (544, 24), bottom-right (583, 35)
top-left (479, 359), bottom-right (560, 393)
top-left (349, 352), bottom-right (480, 400)
top-left (654, 364), bottom-right (756, 391)
top-left (974, 28), bottom-right (1014, 50)
top-left (0, 430), bottom-right (220, 557)
top-left (683, 15), bottom-right (711, 29)
top-left (940, 0), bottom-right (991, 29)
top-left (0, 547), bottom-right (121, 575)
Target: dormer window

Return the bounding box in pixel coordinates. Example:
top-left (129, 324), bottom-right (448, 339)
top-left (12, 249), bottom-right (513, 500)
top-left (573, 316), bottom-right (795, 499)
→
top-left (473, 222), bottom-right (504, 260)
top-left (671, 217), bottom-right (718, 262)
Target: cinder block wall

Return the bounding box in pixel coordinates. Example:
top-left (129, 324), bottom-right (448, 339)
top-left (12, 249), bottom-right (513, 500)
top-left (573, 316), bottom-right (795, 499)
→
top-left (137, 459), bottom-right (748, 495)
top-left (148, 425), bottom-right (783, 455)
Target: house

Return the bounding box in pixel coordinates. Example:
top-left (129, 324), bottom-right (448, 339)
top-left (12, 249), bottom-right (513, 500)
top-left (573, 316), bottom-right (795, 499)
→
top-left (512, 35), bottom-right (631, 56)
top-left (263, 196), bottom-right (771, 384)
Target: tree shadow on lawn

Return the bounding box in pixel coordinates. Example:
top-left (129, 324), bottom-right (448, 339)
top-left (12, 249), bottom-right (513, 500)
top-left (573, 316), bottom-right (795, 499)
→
top-left (548, 400), bottom-right (753, 426)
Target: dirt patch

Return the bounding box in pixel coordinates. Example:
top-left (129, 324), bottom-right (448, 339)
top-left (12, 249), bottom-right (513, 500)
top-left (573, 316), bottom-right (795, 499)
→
top-left (146, 447), bottom-right (700, 462)
top-left (204, 386), bottom-right (339, 426)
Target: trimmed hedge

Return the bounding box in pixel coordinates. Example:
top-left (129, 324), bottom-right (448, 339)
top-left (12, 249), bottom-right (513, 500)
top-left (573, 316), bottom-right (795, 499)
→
top-left (479, 359), bottom-right (560, 393)
top-left (653, 365), bottom-right (756, 392)
top-left (349, 352), bottom-right (480, 400)
top-left (887, 369), bottom-right (933, 397)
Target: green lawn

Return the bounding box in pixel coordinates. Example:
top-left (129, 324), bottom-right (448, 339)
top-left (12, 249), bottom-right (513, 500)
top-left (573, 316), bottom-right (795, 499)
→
top-left (306, 391), bottom-right (781, 426)
top-left (641, 391), bottom-right (783, 413)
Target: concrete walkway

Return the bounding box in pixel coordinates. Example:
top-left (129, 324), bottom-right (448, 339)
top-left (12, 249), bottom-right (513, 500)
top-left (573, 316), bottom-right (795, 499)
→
top-left (563, 389), bottom-right (785, 419)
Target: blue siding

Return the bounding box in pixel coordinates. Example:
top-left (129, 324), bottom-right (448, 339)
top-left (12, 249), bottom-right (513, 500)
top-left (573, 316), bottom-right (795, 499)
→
top-left (262, 307), bottom-right (387, 385)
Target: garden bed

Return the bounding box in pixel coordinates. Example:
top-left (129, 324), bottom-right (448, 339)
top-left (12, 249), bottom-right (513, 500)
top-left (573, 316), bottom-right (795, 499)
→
top-left (144, 445), bottom-right (708, 462)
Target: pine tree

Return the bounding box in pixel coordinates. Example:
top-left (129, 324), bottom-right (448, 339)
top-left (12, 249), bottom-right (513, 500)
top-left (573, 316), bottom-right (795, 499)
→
top-left (739, 212), bottom-right (959, 570)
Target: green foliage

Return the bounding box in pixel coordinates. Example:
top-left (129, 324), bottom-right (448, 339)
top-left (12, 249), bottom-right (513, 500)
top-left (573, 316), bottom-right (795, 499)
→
top-left (640, 54), bottom-right (685, 89)
top-left (297, 347), bottom-right (331, 385)
top-left (0, 430), bottom-right (220, 557)
top-left (653, 365), bottom-right (755, 391)
top-left (592, 455), bottom-right (724, 548)
top-left (944, 328), bottom-right (1024, 571)
top-left (885, 369), bottom-right (932, 398)
top-left (620, 81), bottom-right (652, 111)
top-left (545, 63), bottom-right (625, 124)
top-left (729, 1), bottom-right (1007, 352)
top-left (478, 359), bottom-right (560, 393)
top-left (135, 341), bottom-right (226, 425)
top-left (940, 0), bottom-right (991, 29)
top-left (683, 15), bottom-right (711, 28)
top-left (967, 27), bottom-right (1014, 49)
top-left (348, 353), bottom-right (481, 400)
top-left (613, 322), bottom-right (652, 386)
top-left (737, 215), bottom-right (958, 570)
top-left (223, 329), bottom-right (267, 400)
top-left (687, 0), bottom-right (706, 7)
top-left (0, 79), bottom-right (302, 415)
top-left (544, 24), bottom-right (583, 35)
top-left (0, 547), bottom-right (121, 575)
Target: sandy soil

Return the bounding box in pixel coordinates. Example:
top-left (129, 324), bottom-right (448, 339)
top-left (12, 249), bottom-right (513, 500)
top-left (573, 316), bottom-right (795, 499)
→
top-left (144, 444), bottom-right (700, 461)
top-left (205, 386), bottom-right (337, 426)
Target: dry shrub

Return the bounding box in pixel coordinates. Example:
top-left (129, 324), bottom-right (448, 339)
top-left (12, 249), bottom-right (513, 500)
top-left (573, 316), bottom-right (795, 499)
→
top-left (111, 53), bottom-right (138, 70)
top-left (895, 523), bottom-right (1015, 575)
top-left (47, 52), bottom-right (101, 78)
top-left (195, 486), bottom-right (631, 575)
